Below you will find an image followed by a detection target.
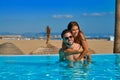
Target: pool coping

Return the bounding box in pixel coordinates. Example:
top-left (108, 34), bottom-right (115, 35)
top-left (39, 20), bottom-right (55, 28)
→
top-left (0, 53), bottom-right (119, 57)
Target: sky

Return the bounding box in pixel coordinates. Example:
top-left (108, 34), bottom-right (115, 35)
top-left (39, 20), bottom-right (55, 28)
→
top-left (0, 0), bottom-right (115, 35)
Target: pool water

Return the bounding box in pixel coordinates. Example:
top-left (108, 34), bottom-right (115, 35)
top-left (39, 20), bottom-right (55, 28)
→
top-left (0, 54), bottom-right (120, 80)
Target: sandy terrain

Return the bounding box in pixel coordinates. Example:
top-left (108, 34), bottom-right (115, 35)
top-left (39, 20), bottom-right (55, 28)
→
top-left (0, 39), bottom-right (114, 55)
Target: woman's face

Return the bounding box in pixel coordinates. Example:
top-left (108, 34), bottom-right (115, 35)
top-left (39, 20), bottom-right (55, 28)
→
top-left (71, 26), bottom-right (79, 37)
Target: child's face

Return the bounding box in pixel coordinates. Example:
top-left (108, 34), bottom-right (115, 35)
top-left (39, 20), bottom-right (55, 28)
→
top-left (63, 32), bottom-right (74, 46)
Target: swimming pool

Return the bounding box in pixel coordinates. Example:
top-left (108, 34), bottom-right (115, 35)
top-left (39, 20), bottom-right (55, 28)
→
top-left (0, 54), bottom-right (120, 80)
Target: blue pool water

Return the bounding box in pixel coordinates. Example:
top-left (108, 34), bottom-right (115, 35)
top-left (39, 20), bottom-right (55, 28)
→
top-left (0, 54), bottom-right (120, 80)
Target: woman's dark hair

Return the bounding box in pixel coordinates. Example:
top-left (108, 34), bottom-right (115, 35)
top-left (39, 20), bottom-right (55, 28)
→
top-left (67, 21), bottom-right (80, 31)
top-left (67, 21), bottom-right (83, 44)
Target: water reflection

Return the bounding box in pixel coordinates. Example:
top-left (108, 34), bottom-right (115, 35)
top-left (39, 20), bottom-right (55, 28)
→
top-left (115, 54), bottom-right (120, 80)
top-left (59, 61), bottom-right (90, 80)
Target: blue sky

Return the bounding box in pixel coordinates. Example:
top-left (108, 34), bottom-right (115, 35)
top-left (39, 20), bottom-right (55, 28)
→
top-left (0, 0), bottom-right (115, 35)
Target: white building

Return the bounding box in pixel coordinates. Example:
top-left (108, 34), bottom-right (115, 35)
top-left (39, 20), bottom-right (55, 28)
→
top-left (109, 36), bottom-right (114, 41)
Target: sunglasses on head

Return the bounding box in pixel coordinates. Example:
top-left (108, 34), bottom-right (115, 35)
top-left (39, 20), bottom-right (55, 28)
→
top-left (64, 36), bottom-right (73, 40)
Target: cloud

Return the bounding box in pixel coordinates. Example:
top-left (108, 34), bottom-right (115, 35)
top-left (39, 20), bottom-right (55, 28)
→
top-left (52, 14), bottom-right (73, 19)
top-left (82, 12), bottom-right (114, 16)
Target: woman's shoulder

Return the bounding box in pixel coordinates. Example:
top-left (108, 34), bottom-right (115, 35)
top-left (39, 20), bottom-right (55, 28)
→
top-left (79, 30), bottom-right (84, 35)
top-left (78, 31), bottom-right (86, 41)
top-left (78, 31), bottom-right (85, 37)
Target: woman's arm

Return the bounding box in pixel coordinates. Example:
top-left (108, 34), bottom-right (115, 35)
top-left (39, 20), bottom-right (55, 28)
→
top-left (64, 46), bottom-right (83, 54)
top-left (77, 32), bottom-right (89, 60)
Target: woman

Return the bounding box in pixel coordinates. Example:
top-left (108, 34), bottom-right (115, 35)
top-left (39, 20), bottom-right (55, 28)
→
top-left (62, 21), bottom-right (91, 62)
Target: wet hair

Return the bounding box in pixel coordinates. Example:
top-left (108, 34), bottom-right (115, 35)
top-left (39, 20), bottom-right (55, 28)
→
top-left (67, 21), bottom-right (80, 31)
top-left (61, 29), bottom-right (71, 38)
